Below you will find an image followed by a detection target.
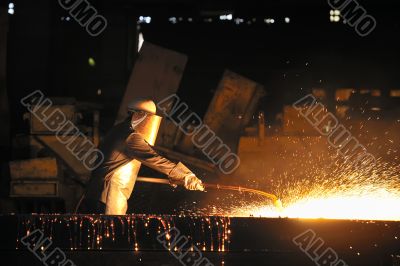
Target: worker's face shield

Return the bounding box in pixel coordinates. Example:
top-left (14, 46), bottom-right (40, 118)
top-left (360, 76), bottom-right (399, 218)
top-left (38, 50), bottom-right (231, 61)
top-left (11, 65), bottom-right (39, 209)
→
top-left (130, 110), bottom-right (149, 129)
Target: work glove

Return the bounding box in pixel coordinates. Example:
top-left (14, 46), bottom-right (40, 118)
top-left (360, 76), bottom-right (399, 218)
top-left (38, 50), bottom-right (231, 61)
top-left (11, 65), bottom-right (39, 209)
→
top-left (184, 173), bottom-right (205, 191)
top-left (168, 162), bottom-right (205, 191)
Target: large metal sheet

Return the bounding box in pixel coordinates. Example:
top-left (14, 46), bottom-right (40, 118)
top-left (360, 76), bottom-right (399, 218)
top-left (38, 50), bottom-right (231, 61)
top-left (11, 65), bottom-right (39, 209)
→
top-left (202, 70), bottom-right (265, 153)
top-left (9, 157), bottom-right (58, 180)
top-left (30, 136), bottom-right (92, 182)
top-left (29, 105), bottom-right (76, 134)
top-left (1, 214), bottom-right (399, 266)
top-left (10, 181), bottom-right (59, 197)
top-left (115, 41), bottom-right (187, 128)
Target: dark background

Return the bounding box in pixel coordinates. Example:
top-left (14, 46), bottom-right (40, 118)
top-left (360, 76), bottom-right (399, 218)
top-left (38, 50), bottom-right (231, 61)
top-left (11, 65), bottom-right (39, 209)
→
top-left (2, 0), bottom-right (400, 138)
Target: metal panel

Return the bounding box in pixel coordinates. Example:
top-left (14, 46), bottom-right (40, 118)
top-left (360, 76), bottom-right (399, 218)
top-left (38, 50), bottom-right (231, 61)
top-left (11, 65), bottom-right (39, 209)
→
top-left (29, 105), bottom-right (76, 134)
top-left (9, 157), bottom-right (58, 180)
top-left (29, 136), bottom-right (92, 182)
top-left (115, 41), bottom-right (187, 124)
top-left (202, 70), bottom-right (265, 153)
top-left (10, 181), bottom-right (58, 197)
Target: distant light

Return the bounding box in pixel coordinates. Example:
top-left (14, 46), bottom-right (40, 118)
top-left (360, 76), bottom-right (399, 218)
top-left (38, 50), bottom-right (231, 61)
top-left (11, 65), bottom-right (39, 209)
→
top-left (330, 15), bottom-right (340, 22)
top-left (234, 18), bottom-right (244, 25)
top-left (138, 32), bottom-right (144, 52)
top-left (88, 57), bottom-right (96, 67)
top-left (178, 17), bottom-right (183, 21)
top-left (390, 89), bottom-right (400, 97)
top-left (138, 16), bottom-right (151, 24)
top-left (330, 10), bottom-right (341, 22)
top-left (219, 14), bottom-right (233, 21)
top-left (188, 17), bottom-right (193, 22)
top-left (169, 17), bottom-right (177, 24)
top-left (66, 16), bottom-right (71, 21)
top-left (97, 89), bottom-right (102, 96)
top-left (285, 17), bottom-right (290, 23)
top-left (204, 18), bottom-right (212, 23)
top-left (264, 18), bottom-right (275, 24)
top-left (8, 3), bottom-right (14, 15)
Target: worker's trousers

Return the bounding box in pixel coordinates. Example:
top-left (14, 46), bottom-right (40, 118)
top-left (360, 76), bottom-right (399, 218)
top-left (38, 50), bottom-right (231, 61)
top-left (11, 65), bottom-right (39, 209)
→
top-left (104, 160), bottom-right (141, 215)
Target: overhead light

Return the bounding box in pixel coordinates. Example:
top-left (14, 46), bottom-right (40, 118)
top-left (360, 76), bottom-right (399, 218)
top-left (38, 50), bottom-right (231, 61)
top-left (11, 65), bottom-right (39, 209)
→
top-left (138, 16), bottom-right (151, 24)
top-left (264, 18), bottom-right (275, 24)
top-left (330, 15), bottom-right (340, 22)
top-left (88, 57), bottom-right (96, 67)
top-left (330, 10), bottom-right (341, 23)
top-left (219, 14), bottom-right (233, 21)
top-left (234, 18), bottom-right (244, 25)
top-left (8, 2), bottom-right (14, 15)
top-left (169, 17), bottom-right (177, 24)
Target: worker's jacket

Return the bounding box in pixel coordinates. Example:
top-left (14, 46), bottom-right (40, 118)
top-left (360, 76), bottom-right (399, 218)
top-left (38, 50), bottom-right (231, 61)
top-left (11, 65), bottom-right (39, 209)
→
top-left (85, 119), bottom-right (189, 204)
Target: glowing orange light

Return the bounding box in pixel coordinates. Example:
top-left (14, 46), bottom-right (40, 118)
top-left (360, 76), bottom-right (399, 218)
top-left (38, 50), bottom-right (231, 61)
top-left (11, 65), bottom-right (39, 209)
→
top-left (223, 157), bottom-right (400, 221)
top-left (234, 187), bottom-right (400, 221)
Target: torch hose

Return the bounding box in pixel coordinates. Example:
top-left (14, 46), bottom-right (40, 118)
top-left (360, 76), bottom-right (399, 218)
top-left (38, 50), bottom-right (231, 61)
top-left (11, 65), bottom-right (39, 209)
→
top-left (136, 177), bottom-right (283, 210)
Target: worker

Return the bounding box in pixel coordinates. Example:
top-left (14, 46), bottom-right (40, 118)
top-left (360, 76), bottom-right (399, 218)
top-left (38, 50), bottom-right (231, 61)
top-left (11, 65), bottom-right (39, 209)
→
top-left (81, 98), bottom-right (204, 214)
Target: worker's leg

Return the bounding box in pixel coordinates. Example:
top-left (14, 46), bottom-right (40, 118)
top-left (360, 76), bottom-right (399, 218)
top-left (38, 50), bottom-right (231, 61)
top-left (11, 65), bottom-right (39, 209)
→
top-left (105, 160), bottom-right (141, 214)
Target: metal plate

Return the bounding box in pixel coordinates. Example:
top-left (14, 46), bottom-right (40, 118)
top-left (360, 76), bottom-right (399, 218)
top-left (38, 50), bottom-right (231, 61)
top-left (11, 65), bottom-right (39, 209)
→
top-left (10, 181), bottom-right (58, 197)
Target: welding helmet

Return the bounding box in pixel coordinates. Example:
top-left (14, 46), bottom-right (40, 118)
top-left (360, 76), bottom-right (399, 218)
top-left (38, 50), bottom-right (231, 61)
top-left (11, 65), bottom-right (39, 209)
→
top-left (127, 98), bottom-right (157, 115)
top-left (128, 98), bottom-right (156, 129)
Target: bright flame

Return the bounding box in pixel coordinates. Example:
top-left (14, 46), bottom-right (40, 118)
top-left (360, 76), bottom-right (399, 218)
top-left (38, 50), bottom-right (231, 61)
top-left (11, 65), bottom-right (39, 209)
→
top-left (213, 160), bottom-right (400, 221)
top-left (244, 188), bottom-right (400, 221)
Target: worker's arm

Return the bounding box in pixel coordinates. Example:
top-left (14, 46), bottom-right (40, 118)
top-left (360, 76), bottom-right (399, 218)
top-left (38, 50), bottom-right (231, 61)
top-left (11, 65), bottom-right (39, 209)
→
top-left (125, 132), bottom-right (204, 191)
